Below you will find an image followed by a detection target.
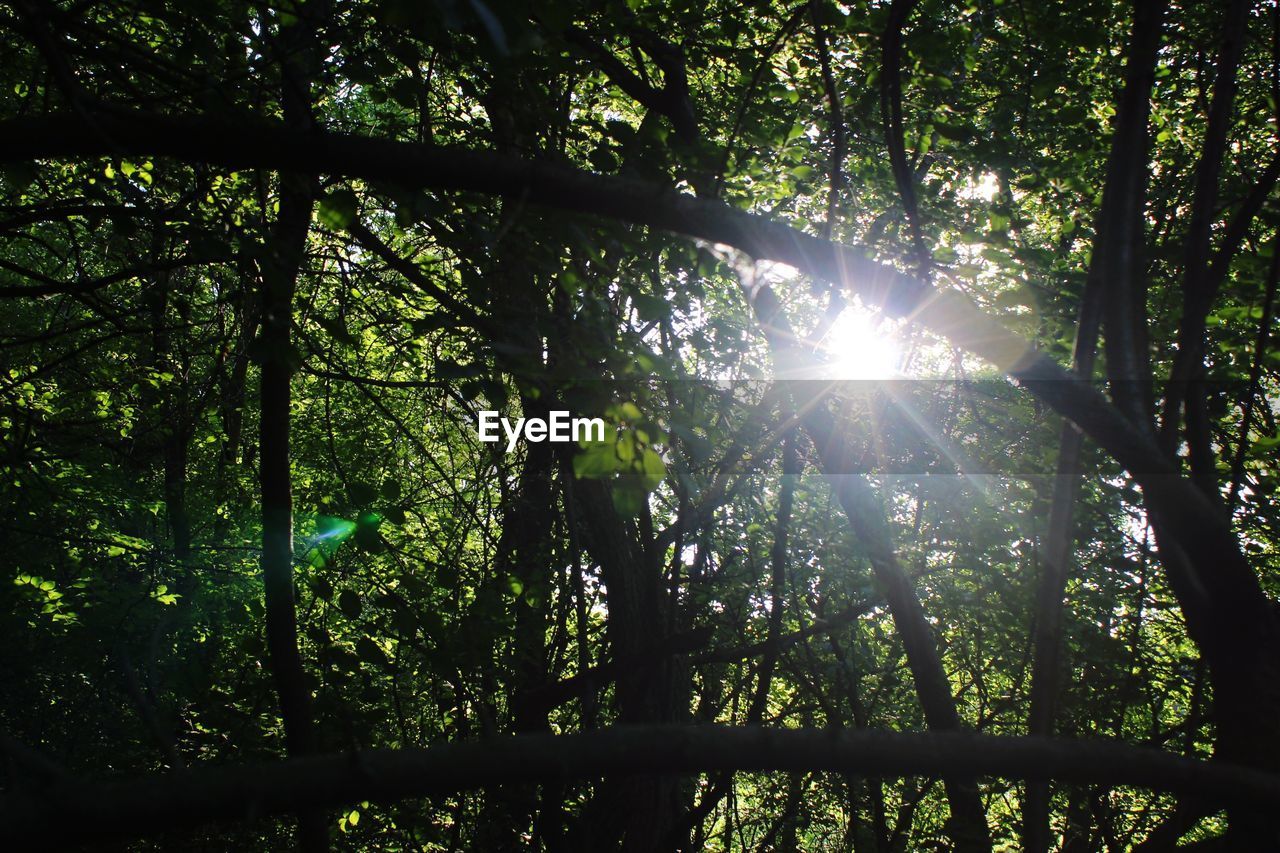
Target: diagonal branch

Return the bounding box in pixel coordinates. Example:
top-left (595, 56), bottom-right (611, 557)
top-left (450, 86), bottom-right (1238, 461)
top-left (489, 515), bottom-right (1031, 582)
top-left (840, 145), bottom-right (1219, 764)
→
top-left (810, 0), bottom-right (846, 240)
top-left (744, 279), bottom-right (993, 850)
top-left (1226, 239), bottom-right (1280, 509)
top-left (0, 254), bottom-right (233, 298)
top-left (0, 104), bottom-right (1263, 624)
top-left (0, 107), bottom-right (1141, 467)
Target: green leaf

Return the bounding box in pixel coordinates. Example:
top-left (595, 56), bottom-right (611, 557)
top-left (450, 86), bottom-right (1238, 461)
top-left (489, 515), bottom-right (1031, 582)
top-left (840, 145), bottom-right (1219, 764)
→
top-left (390, 603), bottom-right (418, 635)
top-left (317, 189), bottom-right (359, 230)
top-left (640, 448), bottom-right (666, 490)
top-left (616, 402), bottom-right (642, 421)
top-left (348, 482), bottom-right (378, 506)
top-left (355, 511), bottom-right (383, 551)
top-left (315, 315), bottom-right (356, 345)
top-left (573, 443), bottom-right (619, 478)
top-left (356, 636), bottom-right (389, 668)
top-left (338, 589), bottom-right (362, 619)
top-left (436, 360), bottom-right (485, 380)
top-left (994, 287), bottom-right (1033, 309)
top-left (632, 293), bottom-right (669, 322)
top-left (935, 122), bottom-right (976, 142)
top-left (610, 480), bottom-right (647, 516)
top-left (311, 577), bottom-right (334, 600)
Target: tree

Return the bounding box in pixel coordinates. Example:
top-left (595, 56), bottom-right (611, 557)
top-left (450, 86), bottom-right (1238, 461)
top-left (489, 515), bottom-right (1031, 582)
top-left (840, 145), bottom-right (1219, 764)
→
top-left (1, 0), bottom-right (1279, 849)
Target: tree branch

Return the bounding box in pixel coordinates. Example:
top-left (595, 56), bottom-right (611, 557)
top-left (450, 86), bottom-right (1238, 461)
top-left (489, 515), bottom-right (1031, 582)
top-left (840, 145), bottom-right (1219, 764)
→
top-left (1226, 238), bottom-right (1280, 509)
top-left (1100, 0), bottom-right (1168, 430)
top-left (3, 726), bottom-right (1278, 847)
top-left (1159, 0), bottom-right (1253, 496)
top-left (880, 0), bottom-right (928, 272)
top-left (1024, 3), bottom-right (1173, 845)
top-left (0, 254), bottom-right (233, 298)
top-left (810, 0), bottom-right (846, 240)
top-left (0, 104), bottom-right (1264, 625)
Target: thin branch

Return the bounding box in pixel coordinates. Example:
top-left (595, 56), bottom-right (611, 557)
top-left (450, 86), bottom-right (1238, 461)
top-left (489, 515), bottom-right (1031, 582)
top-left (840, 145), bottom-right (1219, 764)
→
top-left (880, 0), bottom-right (928, 273)
top-left (1024, 1), bottom-right (1172, 845)
top-left (810, 0), bottom-right (845, 241)
top-left (0, 731), bottom-right (69, 786)
top-left (1159, 0), bottom-right (1254, 496)
top-left (1226, 238), bottom-right (1280, 509)
top-left (742, 277), bottom-right (992, 850)
top-left (0, 254), bottom-right (233, 298)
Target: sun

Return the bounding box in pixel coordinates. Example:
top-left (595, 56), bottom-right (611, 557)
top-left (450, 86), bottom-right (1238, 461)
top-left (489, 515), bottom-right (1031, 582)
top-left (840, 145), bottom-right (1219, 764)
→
top-left (818, 304), bottom-right (902, 380)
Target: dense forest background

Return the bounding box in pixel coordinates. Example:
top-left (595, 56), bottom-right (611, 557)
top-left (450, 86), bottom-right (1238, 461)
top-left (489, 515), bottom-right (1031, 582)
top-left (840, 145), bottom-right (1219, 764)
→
top-left (2, 0), bottom-right (1279, 849)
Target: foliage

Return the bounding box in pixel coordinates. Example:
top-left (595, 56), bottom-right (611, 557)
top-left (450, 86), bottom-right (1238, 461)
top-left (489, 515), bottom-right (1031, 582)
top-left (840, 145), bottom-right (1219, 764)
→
top-left (1, 0), bottom-right (1278, 849)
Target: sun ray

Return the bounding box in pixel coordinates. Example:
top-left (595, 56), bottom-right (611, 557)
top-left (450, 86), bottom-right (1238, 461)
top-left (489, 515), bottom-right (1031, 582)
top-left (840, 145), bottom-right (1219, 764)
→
top-left (817, 302), bottom-right (902, 381)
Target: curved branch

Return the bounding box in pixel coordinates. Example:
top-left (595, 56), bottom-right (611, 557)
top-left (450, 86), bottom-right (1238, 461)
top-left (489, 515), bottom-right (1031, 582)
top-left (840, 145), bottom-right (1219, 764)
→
top-left (2, 726), bottom-right (1277, 846)
top-left (1226, 239), bottom-right (1280, 509)
top-left (0, 105), bottom-right (1263, 623)
top-left (0, 107), bottom-right (1206, 481)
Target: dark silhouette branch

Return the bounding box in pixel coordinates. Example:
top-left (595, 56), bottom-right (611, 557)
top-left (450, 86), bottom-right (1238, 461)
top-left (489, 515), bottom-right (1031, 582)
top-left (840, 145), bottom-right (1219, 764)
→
top-left (742, 278), bottom-right (993, 849)
top-left (713, 3), bottom-right (809, 191)
top-left (1159, 0), bottom-right (1253, 497)
top-left (810, 0), bottom-right (846, 240)
top-left (1098, 0), bottom-right (1168, 431)
top-left (0, 104), bottom-right (1266, 636)
top-left (0, 201), bottom-right (173, 231)
top-left (345, 219), bottom-right (491, 332)
top-left (1159, 149), bottom-right (1280, 450)
top-left (682, 435), bottom-right (803, 841)
top-left (1159, 0), bottom-right (1256, 464)
top-left (880, 0), bottom-right (928, 273)
top-left (1024, 2), bottom-right (1171, 845)
top-left (746, 433), bottom-right (799, 723)
top-left (259, 8), bottom-right (327, 848)
top-left (564, 25), bottom-right (697, 144)
top-left (0, 107), bottom-right (1140, 470)
top-left (1226, 238), bottom-right (1280, 509)
top-left (3, 726), bottom-right (1279, 847)
top-left (0, 254), bottom-right (233, 298)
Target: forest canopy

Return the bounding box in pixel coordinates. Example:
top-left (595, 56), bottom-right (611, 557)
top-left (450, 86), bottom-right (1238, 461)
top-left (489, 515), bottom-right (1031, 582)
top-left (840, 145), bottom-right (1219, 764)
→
top-left (1, 0), bottom-right (1280, 849)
